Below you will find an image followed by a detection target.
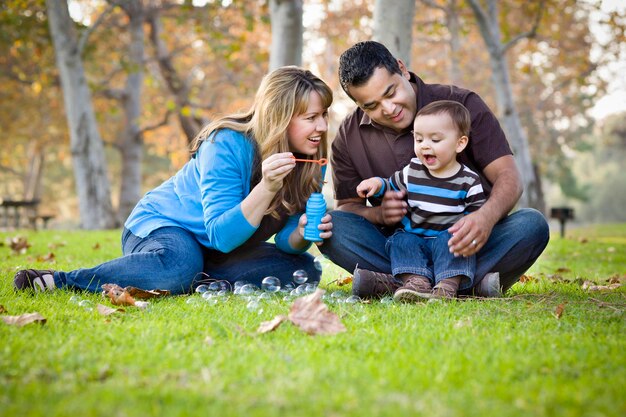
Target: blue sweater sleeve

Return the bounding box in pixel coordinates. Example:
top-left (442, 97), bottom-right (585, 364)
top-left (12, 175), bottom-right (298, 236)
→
top-left (197, 131), bottom-right (257, 253)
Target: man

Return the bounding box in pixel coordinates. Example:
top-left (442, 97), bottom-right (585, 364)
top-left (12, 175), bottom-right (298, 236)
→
top-left (320, 41), bottom-right (549, 298)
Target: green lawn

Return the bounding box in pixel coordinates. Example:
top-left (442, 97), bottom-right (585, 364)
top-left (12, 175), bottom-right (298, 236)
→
top-left (1, 224), bottom-right (624, 417)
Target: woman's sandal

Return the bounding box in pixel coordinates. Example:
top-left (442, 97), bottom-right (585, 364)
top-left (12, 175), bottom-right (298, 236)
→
top-left (14, 269), bottom-right (57, 292)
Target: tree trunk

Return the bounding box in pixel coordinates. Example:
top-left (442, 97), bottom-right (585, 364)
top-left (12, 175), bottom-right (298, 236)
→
top-left (116, 0), bottom-right (145, 222)
top-left (269, 0), bottom-right (303, 70)
top-left (446, 0), bottom-right (463, 85)
top-left (46, 0), bottom-right (117, 229)
top-left (467, 0), bottom-right (543, 211)
top-left (373, 0), bottom-right (416, 66)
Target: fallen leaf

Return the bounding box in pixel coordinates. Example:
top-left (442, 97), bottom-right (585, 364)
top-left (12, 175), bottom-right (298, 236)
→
top-left (607, 275), bottom-right (624, 285)
top-left (555, 267), bottom-right (571, 273)
top-left (0, 305), bottom-right (7, 314)
top-left (337, 276), bottom-right (353, 286)
top-left (1, 312), bottom-right (46, 327)
top-left (519, 274), bottom-right (537, 283)
top-left (9, 236), bottom-right (31, 253)
top-left (257, 315), bottom-right (288, 334)
top-left (97, 304), bottom-right (125, 316)
top-left (578, 237), bottom-right (588, 244)
top-left (36, 252), bottom-right (55, 262)
top-left (582, 281), bottom-right (622, 291)
top-left (125, 286), bottom-right (170, 299)
top-left (101, 283), bottom-right (137, 306)
top-left (554, 303), bottom-right (566, 319)
top-left (288, 289), bottom-right (346, 335)
top-left (93, 243), bottom-right (101, 250)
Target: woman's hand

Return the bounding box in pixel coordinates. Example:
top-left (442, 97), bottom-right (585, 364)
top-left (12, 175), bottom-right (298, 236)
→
top-left (299, 213), bottom-right (333, 246)
top-left (261, 152), bottom-right (296, 193)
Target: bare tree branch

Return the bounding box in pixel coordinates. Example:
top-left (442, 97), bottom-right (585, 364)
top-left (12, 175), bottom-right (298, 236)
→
top-left (503, 0), bottom-right (547, 53)
top-left (419, 0), bottom-right (446, 12)
top-left (78, 1), bottom-right (118, 57)
top-left (140, 109), bottom-right (174, 134)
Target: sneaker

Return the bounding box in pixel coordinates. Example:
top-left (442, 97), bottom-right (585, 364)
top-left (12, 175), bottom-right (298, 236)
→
top-left (14, 269), bottom-right (57, 292)
top-left (393, 276), bottom-right (433, 303)
top-left (352, 266), bottom-right (401, 299)
top-left (475, 272), bottom-right (502, 297)
top-left (430, 280), bottom-right (458, 299)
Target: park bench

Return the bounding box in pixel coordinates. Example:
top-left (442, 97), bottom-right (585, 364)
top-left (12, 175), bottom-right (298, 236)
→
top-left (0, 198), bottom-right (55, 230)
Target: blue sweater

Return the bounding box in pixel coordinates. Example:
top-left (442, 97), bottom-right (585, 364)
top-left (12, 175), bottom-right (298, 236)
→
top-left (125, 129), bottom-right (310, 254)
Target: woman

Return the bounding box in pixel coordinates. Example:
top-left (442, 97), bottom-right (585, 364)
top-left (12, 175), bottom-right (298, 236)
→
top-left (14, 66), bottom-right (334, 294)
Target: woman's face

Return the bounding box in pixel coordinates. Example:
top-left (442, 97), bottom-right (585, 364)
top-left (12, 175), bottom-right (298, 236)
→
top-left (286, 90), bottom-right (329, 155)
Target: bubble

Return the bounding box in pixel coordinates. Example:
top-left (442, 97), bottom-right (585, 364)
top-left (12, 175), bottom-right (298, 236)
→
top-left (344, 295), bottom-right (361, 304)
top-left (78, 299), bottom-right (94, 311)
top-left (261, 276), bottom-right (281, 292)
top-left (290, 289), bottom-right (299, 297)
top-left (246, 299), bottom-right (263, 313)
top-left (237, 283), bottom-right (259, 296)
top-left (257, 292), bottom-right (272, 300)
top-left (233, 280), bottom-right (251, 291)
top-left (292, 270), bottom-right (308, 284)
top-left (209, 281), bottom-right (231, 292)
top-left (304, 283), bottom-right (317, 293)
top-left (201, 292), bottom-right (213, 300)
top-left (295, 284), bottom-right (308, 295)
top-left (330, 291), bottom-right (344, 299)
top-left (204, 296), bottom-right (219, 306)
top-left (380, 296), bottom-right (394, 304)
top-left (186, 297), bottom-right (201, 305)
top-left (68, 295), bottom-right (81, 304)
top-left (195, 284), bottom-right (210, 294)
top-left (217, 289), bottom-right (230, 297)
top-left (313, 255), bottom-right (330, 272)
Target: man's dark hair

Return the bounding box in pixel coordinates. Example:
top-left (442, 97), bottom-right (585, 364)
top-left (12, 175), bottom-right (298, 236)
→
top-left (338, 41), bottom-right (402, 98)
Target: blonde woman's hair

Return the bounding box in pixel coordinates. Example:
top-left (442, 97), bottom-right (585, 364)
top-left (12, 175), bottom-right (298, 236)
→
top-left (190, 66), bottom-right (333, 218)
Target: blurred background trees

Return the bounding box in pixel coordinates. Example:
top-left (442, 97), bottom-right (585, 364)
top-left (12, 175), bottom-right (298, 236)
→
top-left (1, 0), bottom-right (624, 228)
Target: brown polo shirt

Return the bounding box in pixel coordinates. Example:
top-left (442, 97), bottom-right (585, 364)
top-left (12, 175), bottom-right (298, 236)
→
top-left (331, 72), bottom-right (512, 205)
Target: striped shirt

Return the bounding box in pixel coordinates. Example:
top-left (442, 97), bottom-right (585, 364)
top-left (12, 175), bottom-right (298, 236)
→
top-left (375, 158), bottom-right (486, 237)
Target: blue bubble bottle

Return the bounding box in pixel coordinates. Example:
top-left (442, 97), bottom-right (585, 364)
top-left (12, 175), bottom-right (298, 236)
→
top-left (303, 192), bottom-right (326, 242)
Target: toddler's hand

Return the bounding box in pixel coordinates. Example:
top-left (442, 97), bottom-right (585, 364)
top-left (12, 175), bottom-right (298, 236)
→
top-left (356, 178), bottom-right (381, 198)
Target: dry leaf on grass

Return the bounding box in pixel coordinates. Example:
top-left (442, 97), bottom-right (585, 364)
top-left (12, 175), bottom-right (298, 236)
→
top-left (100, 284), bottom-right (150, 309)
top-left (288, 289), bottom-right (346, 335)
top-left (257, 315), bottom-right (288, 334)
top-left (257, 290), bottom-right (346, 336)
top-left (581, 280), bottom-right (622, 292)
top-left (125, 286), bottom-right (170, 299)
top-left (519, 274), bottom-right (537, 283)
top-left (336, 276), bottom-right (353, 286)
top-left (1, 312), bottom-right (46, 327)
top-left (97, 304), bottom-right (125, 316)
top-left (0, 305), bottom-right (7, 314)
top-left (9, 236), bottom-right (31, 254)
top-left (554, 303), bottom-right (566, 319)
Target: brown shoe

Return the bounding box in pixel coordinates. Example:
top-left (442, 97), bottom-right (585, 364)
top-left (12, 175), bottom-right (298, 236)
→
top-left (431, 280), bottom-right (458, 299)
top-left (393, 276), bottom-right (433, 303)
top-left (352, 266), bottom-right (401, 299)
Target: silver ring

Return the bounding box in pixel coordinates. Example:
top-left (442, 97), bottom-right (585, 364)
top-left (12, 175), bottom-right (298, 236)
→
top-left (472, 239), bottom-right (477, 246)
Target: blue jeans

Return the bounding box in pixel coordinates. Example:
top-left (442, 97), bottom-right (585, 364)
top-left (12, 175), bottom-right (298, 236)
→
top-left (319, 208), bottom-right (549, 293)
top-left (387, 231), bottom-right (475, 291)
top-left (54, 227), bottom-right (320, 294)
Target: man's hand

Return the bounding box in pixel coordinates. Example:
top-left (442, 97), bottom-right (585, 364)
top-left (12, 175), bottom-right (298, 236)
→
top-left (379, 190), bottom-right (407, 226)
top-left (447, 209), bottom-right (495, 257)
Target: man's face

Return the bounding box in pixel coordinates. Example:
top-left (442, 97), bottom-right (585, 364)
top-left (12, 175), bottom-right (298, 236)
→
top-left (346, 63), bottom-right (417, 133)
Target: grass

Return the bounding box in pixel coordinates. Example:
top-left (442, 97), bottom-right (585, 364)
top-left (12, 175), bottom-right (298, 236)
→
top-left (1, 224), bottom-right (625, 417)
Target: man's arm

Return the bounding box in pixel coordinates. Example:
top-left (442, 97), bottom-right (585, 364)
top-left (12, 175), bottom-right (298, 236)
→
top-left (448, 155), bottom-right (522, 257)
